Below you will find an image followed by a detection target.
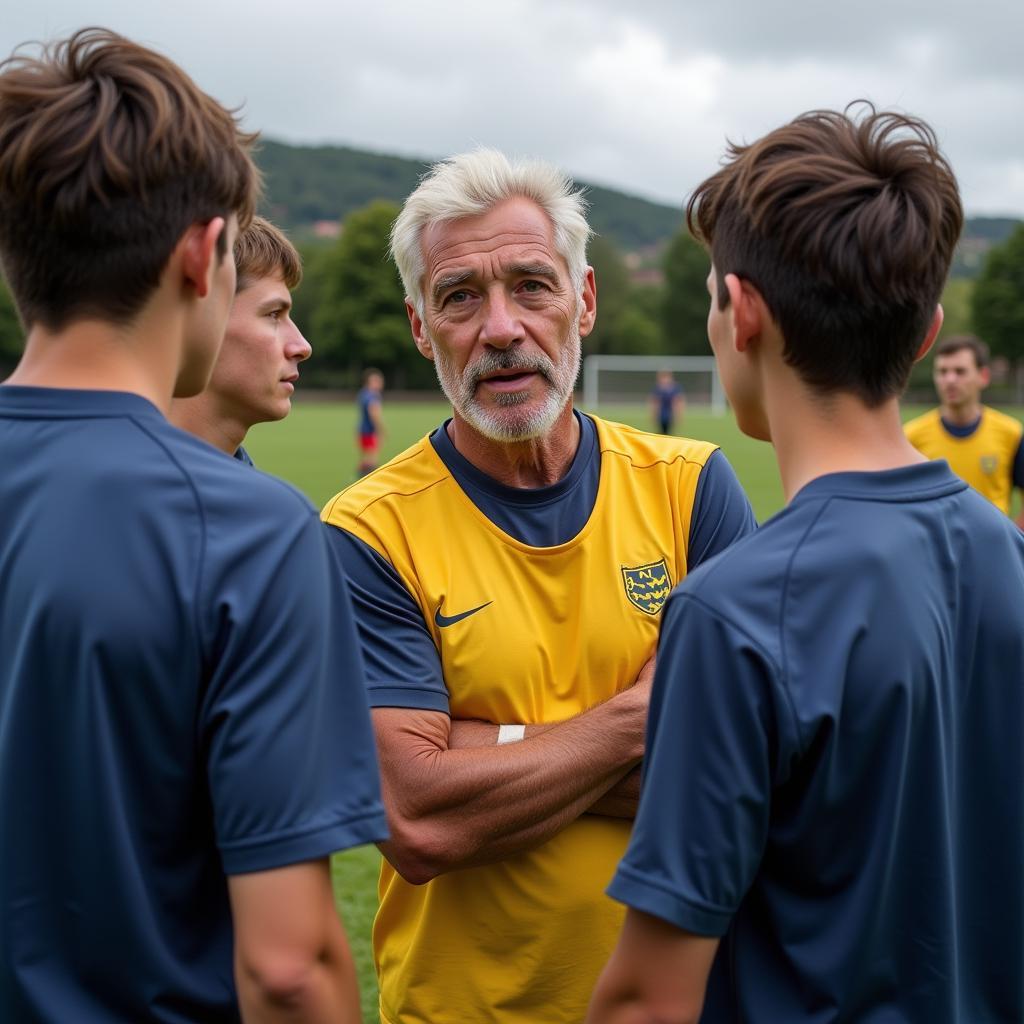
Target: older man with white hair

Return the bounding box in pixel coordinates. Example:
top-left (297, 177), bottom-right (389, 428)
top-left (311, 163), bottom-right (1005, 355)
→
top-left (321, 149), bottom-right (756, 1023)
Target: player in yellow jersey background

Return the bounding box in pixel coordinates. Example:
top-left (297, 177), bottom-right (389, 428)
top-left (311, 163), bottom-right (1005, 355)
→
top-left (321, 149), bottom-right (757, 1023)
top-left (905, 334), bottom-right (1024, 527)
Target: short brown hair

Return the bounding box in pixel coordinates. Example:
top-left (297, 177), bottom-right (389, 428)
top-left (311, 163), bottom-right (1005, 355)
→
top-left (933, 333), bottom-right (989, 369)
top-left (234, 216), bottom-right (302, 292)
top-left (0, 27), bottom-right (261, 331)
top-left (687, 103), bottom-right (963, 406)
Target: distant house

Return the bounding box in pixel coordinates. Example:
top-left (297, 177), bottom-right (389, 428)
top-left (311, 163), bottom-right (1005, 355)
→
top-left (313, 219), bottom-right (342, 239)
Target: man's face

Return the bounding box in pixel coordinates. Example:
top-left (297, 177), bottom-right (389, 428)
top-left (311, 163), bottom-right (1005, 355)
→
top-left (933, 348), bottom-right (989, 412)
top-left (413, 197), bottom-right (595, 443)
top-left (206, 270), bottom-right (311, 428)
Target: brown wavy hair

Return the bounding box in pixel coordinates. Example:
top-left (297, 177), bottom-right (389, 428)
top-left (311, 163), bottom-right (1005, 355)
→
top-left (0, 27), bottom-right (261, 330)
top-left (687, 103), bottom-right (963, 405)
top-left (234, 216), bottom-right (301, 292)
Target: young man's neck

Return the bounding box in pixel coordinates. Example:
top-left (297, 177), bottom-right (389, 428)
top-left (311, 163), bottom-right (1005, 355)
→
top-left (5, 309), bottom-right (186, 416)
top-left (169, 394), bottom-right (247, 455)
top-left (764, 364), bottom-right (925, 503)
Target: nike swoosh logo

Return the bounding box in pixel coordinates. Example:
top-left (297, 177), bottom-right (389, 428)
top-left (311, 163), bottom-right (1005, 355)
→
top-left (434, 600), bottom-right (492, 628)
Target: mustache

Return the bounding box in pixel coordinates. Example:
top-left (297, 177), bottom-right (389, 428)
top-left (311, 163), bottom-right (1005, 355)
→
top-left (465, 348), bottom-right (555, 388)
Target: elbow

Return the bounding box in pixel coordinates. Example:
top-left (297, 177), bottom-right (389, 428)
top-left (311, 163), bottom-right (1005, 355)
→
top-left (379, 817), bottom-right (469, 885)
top-left (236, 948), bottom-right (323, 1011)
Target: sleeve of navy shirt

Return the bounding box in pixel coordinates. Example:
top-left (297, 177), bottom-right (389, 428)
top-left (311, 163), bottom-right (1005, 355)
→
top-left (1013, 435), bottom-right (1024, 490)
top-left (606, 592), bottom-right (800, 935)
top-left (324, 523), bottom-right (450, 714)
top-left (687, 449), bottom-right (758, 568)
top-left (200, 498), bottom-right (389, 875)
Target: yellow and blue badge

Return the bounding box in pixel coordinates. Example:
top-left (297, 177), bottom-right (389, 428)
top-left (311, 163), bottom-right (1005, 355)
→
top-left (621, 559), bottom-right (673, 616)
top-left (980, 454), bottom-right (998, 476)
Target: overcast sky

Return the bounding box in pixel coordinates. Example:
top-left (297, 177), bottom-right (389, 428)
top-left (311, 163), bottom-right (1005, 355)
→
top-left (4, 1), bottom-right (1022, 216)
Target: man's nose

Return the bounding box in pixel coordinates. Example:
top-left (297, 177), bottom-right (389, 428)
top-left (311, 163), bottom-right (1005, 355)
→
top-left (287, 321), bottom-right (312, 362)
top-left (479, 291), bottom-right (522, 349)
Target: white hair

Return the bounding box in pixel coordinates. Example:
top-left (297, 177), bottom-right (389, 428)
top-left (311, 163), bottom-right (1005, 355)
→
top-left (389, 148), bottom-right (592, 316)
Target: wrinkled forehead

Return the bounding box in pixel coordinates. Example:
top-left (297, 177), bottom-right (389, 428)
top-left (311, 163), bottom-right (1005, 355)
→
top-left (420, 198), bottom-right (563, 280)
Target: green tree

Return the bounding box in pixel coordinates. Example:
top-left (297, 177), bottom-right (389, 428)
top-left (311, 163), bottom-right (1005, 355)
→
top-left (587, 235), bottom-right (632, 354)
top-left (312, 200), bottom-right (422, 386)
top-left (972, 223), bottom-right (1024, 361)
top-left (661, 231), bottom-right (711, 355)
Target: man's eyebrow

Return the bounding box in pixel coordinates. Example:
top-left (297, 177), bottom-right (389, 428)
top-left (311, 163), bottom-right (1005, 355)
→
top-left (508, 262), bottom-right (560, 282)
top-left (257, 294), bottom-right (292, 313)
top-left (431, 270), bottom-right (473, 303)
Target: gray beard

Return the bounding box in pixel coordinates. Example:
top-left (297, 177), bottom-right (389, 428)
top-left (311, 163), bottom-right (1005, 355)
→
top-left (430, 325), bottom-right (581, 442)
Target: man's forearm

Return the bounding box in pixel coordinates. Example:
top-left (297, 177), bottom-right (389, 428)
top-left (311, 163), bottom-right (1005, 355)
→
top-left (376, 687), bottom-right (647, 882)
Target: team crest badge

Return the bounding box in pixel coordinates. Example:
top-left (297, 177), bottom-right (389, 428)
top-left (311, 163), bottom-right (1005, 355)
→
top-left (980, 455), bottom-right (998, 476)
top-left (621, 559), bottom-right (673, 616)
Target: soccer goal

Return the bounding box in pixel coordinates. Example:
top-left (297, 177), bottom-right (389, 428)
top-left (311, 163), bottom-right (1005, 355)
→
top-left (580, 355), bottom-right (727, 415)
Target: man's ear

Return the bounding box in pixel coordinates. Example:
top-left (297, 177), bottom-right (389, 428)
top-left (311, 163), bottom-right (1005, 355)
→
top-left (723, 273), bottom-right (765, 353)
top-left (407, 299), bottom-right (434, 361)
top-left (180, 217), bottom-right (227, 298)
top-left (577, 267), bottom-right (597, 339)
top-left (913, 304), bottom-right (944, 363)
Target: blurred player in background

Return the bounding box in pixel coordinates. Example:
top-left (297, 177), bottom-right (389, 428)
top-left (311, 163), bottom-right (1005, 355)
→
top-left (904, 333), bottom-right (1024, 527)
top-left (171, 216), bottom-right (311, 464)
top-left (0, 28), bottom-right (384, 1023)
top-left (589, 105), bottom-right (1024, 1023)
top-left (355, 366), bottom-right (385, 476)
top-left (650, 368), bottom-right (685, 434)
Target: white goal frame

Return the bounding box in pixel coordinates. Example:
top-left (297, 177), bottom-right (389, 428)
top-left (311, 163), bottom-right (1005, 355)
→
top-left (581, 355), bottom-right (727, 415)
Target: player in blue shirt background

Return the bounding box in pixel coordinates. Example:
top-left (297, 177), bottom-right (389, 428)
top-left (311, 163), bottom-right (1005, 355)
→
top-left (650, 368), bottom-right (685, 435)
top-left (355, 366), bottom-right (385, 476)
top-left (588, 104), bottom-right (1024, 1023)
top-left (0, 28), bottom-right (385, 1023)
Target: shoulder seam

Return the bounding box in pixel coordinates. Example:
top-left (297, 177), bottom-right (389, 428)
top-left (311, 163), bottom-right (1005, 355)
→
top-left (600, 443), bottom-right (720, 472)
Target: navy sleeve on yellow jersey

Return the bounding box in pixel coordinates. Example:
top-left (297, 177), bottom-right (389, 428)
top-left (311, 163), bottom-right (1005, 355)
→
top-left (1014, 436), bottom-right (1024, 490)
top-left (687, 450), bottom-right (758, 566)
top-left (324, 523), bottom-right (450, 714)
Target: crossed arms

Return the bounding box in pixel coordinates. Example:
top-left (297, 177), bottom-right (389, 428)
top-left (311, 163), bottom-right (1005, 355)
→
top-left (372, 656), bottom-right (653, 885)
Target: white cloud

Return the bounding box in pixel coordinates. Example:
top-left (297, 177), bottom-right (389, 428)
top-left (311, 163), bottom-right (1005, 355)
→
top-left (1, 0), bottom-right (1021, 214)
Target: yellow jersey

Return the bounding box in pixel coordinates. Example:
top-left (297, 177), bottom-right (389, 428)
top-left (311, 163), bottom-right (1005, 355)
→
top-left (904, 407), bottom-right (1023, 514)
top-left (322, 416), bottom-right (745, 1023)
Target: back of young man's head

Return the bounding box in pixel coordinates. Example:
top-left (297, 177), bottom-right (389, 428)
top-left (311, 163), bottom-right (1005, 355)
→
top-left (687, 103), bottom-right (964, 406)
top-left (0, 27), bottom-right (260, 332)
top-left (234, 216), bottom-right (301, 293)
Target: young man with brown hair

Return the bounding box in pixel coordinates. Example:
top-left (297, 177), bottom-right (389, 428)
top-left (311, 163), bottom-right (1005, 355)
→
top-left (905, 333), bottom-right (1024, 526)
top-left (171, 216), bottom-right (312, 462)
top-left (0, 29), bottom-right (384, 1023)
top-left (588, 106), bottom-right (1023, 1023)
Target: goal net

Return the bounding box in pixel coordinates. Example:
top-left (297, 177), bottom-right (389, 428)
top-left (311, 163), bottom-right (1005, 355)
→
top-left (580, 355), bottom-right (726, 416)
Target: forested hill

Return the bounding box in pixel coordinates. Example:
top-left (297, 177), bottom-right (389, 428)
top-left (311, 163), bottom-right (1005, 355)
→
top-left (258, 138), bottom-right (1015, 272)
top-left (257, 139), bottom-right (686, 250)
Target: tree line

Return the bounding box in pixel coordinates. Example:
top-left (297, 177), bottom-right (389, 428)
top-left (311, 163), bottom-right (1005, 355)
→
top-left (2, 213), bottom-right (1024, 384)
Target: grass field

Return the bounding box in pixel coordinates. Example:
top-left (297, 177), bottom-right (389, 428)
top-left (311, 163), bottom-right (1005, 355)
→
top-left (245, 396), bottom-right (1022, 1021)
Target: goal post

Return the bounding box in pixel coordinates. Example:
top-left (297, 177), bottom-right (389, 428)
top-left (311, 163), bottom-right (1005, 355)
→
top-left (581, 355), bottom-right (727, 415)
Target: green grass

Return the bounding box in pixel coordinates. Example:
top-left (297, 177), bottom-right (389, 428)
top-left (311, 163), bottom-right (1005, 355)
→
top-left (246, 396), bottom-right (1023, 1021)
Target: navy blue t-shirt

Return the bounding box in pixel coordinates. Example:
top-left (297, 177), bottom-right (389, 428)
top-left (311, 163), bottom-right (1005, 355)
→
top-left (357, 387), bottom-right (380, 436)
top-left (610, 461), bottom-right (1024, 1022)
top-left (327, 413), bottom-right (757, 712)
top-left (0, 387), bottom-right (387, 1023)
